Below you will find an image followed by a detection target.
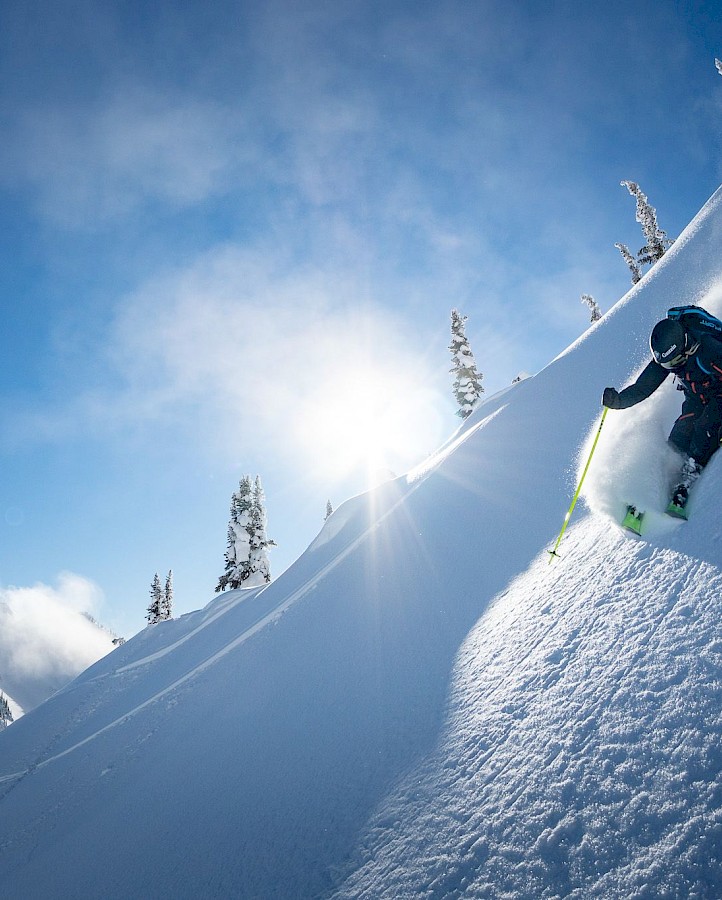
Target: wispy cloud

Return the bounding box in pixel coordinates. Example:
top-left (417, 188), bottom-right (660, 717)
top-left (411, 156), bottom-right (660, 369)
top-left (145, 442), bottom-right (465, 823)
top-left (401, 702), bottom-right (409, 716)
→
top-left (0, 1), bottom-right (661, 464)
top-left (3, 226), bottom-right (610, 464)
top-left (103, 244), bottom-right (450, 474)
top-left (0, 87), bottom-right (252, 226)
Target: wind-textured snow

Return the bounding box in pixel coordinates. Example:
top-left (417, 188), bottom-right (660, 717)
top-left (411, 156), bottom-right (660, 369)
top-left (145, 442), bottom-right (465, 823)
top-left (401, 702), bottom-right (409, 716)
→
top-left (2, 188), bottom-right (722, 899)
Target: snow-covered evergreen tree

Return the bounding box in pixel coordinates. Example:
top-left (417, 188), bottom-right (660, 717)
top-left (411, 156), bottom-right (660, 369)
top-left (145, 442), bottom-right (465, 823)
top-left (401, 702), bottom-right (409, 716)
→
top-left (147, 573), bottom-right (163, 624)
top-left (325, 500), bottom-right (334, 520)
top-left (619, 181), bottom-right (674, 276)
top-left (615, 242), bottom-right (643, 285)
top-left (216, 475), bottom-right (275, 592)
top-left (216, 476), bottom-right (253, 592)
top-left (0, 693), bottom-right (13, 729)
top-left (162, 570), bottom-right (173, 621)
top-left (248, 477), bottom-right (275, 585)
top-left (715, 57), bottom-right (722, 76)
top-left (449, 309), bottom-right (484, 418)
top-left (581, 294), bottom-right (602, 322)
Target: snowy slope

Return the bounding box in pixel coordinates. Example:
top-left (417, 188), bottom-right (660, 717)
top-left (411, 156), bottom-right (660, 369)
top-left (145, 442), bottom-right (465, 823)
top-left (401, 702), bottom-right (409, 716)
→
top-left (1, 188), bottom-right (722, 899)
top-left (336, 495), bottom-right (722, 898)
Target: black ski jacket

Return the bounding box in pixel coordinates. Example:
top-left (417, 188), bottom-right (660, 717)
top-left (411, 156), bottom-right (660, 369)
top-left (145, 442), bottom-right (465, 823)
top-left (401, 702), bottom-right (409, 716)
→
top-left (615, 333), bottom-right (722, 409)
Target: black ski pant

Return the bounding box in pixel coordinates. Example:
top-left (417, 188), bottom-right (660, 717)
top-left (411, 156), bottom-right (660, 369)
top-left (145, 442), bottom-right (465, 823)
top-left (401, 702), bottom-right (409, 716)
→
top-left (668, 395), bottom-right (722, 467)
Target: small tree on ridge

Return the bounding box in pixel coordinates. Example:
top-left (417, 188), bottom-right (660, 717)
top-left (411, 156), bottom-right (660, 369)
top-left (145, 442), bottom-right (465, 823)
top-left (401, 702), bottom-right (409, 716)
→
top-left (617, 181), bottom-right (674, 283)
top-left (163, 570), bottom-right (173, 621)
top-left (147, 571), bottom-right (173, 624)
top-left (0, 693), bottom-right (13, 729)
top-left (216, 475), bottom-right (275, 592)
top-left (449, 309), bottom-right (484, 418)
top-left (147, 573), bottom-right (163, 624)
top-left (581, 294), bottom-right (602, 322)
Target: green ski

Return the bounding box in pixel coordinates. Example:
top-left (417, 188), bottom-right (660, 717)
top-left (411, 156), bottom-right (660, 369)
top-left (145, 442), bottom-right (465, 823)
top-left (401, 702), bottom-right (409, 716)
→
top-left (621, 505), bottom-right (644, 535)
top-left (665, 499), bottom-right (689, 520)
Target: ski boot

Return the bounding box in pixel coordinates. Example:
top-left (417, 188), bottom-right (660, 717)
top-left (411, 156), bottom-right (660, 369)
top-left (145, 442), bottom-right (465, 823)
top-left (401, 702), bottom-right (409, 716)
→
top-left (622, 505), bottom-right (644, 535)
top-left (666, 457), bottom-right (702, 519)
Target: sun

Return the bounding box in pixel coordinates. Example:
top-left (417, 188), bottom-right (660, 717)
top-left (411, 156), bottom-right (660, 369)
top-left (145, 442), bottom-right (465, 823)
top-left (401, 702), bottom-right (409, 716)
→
top-left (293, 364), bottom-right (444, 487)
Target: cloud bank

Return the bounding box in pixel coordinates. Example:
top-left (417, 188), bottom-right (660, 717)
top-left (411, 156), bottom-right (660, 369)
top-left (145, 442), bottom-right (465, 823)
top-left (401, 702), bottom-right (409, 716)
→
top-left (0, 573), bottom-right (115, 712)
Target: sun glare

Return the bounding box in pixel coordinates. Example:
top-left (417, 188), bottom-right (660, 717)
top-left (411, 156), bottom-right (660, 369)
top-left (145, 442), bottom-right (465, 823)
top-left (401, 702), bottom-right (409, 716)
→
top-left (294, 364), bottom-right (443, 487)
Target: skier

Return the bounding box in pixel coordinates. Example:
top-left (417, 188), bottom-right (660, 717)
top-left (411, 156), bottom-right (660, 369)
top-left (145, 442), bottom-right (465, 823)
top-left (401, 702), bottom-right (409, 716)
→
top-left (602, 306), bottom-right (722, 513)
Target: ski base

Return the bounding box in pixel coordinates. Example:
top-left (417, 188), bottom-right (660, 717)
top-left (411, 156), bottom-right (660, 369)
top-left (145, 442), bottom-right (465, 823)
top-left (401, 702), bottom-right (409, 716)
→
top-left (665, 500), bottom-right (689, 520)
top-left (622, 505), bottom-right (644, 535)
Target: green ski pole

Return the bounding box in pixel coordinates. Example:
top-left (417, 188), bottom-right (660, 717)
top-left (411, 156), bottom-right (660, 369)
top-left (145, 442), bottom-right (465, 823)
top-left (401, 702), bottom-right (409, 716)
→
top-left (548, 406), bottom-right (609, 562)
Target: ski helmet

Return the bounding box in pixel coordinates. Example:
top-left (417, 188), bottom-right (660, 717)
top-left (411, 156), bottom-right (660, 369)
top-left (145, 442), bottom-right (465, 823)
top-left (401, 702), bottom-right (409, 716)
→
top-left (650, 318), bottom-right (688, 368)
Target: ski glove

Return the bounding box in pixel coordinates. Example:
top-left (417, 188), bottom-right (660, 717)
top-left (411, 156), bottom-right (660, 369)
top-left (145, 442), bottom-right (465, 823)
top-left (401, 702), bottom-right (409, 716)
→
top-left (602, 387), bottom-right (621, 409)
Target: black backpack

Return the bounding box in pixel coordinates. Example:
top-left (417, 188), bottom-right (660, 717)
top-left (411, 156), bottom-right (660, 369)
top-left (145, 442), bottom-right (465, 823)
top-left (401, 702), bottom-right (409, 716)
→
top-left (667, 305), bottom-right (722, 343)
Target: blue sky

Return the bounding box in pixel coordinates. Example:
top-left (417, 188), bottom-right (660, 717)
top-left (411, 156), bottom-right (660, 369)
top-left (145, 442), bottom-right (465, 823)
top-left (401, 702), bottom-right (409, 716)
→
top-left (1, 0), bottom-right (721, 638)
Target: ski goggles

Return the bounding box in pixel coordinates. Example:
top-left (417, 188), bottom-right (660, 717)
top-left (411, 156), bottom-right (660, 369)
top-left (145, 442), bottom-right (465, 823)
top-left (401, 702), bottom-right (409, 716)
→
top-left (655, 349), bottom-right (688, 369)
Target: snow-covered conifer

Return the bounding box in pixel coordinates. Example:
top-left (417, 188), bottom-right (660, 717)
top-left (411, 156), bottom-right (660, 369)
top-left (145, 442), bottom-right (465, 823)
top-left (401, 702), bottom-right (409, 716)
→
top-left (216, 476), bottom-right (253, 592)
top-left (715, 57), bottom-right (722, 76)
top-left (248, 477), bottom-right (275, 585)
top-left (162, 570), bottom-right (174, 620)
top-left (449, 309), bottom-right (484, 418)
top-left (615, 242), bottom-right (643, 285)
top-left (581, 294), bottom-right (602, 322)
top-left (0, 693), bottom-right (13, 729)
top-left (325, 500), bottom-right (334, 520)
top-left (620, 181), bottom-right (674, 268)
top-left (147, 573), bottom-right (163, 624)
top-left (216, 475), bottom-right (275, 592)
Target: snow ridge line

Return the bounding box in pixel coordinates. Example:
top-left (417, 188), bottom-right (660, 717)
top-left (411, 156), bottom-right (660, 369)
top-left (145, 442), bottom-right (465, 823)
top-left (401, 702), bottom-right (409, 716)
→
top-left (114, 585), bottom-right (265, 676)
top-left (48, 587), bottom-right (267, 703)
top-left (64, 412), bottom-right (494, 691)
top-left (0, 472), bottom-right (430, 785)
top-left (407, 409), bottom-right (501, 483)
